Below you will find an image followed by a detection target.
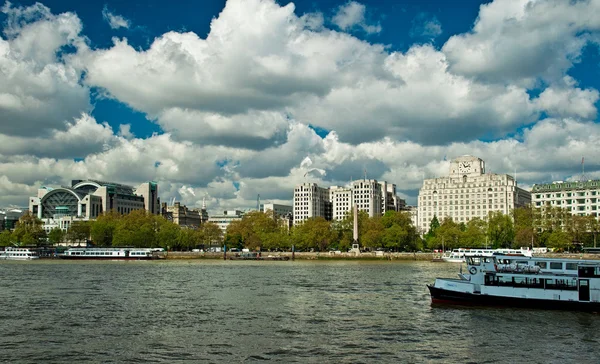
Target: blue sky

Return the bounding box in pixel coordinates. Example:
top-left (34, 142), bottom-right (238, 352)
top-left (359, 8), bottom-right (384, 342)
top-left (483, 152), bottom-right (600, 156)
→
top-left (1, 0), bottom-right (600, 212)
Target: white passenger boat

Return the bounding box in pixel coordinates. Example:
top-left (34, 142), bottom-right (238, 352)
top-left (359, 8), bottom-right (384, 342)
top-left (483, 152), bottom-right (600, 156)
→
top-left (0, 247), bottom-right (40, 260)
top-left (428, 254), bottom-right (600, 311)
top-left (441, 248), bottom-right (533, 262)
top-left (59, 248), bottom-right (157, 260)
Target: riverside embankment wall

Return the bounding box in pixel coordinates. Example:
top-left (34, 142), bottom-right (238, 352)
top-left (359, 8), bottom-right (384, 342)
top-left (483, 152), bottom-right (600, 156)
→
top-left (163, 252), bottom-right (600, 261)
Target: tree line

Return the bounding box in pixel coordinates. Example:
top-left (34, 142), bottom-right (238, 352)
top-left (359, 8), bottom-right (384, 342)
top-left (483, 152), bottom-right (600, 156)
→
top-left (0, 210), bottom-right (223, 250)
top-left (1, 205), bottom-right (598, 252)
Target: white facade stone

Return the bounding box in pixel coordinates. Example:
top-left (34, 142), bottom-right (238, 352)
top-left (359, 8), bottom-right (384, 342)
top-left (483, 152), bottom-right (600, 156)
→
top-left (531, 180), bottom-right (600, 218)
top-left (418, 155), bottom-right (531, 233)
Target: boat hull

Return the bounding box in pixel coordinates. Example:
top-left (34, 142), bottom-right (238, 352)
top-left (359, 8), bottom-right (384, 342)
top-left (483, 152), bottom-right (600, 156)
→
top-left (427, 285), bottom-right (600, 312)
top-left (58, 256), bottom-right (155, 260)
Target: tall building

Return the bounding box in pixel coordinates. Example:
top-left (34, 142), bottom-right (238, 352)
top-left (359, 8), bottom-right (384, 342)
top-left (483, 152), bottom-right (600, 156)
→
top-left (417, 155), bottom-right (531, 233)
top-left (293, 183), bottom-right (331, 225)
top-left (208, 210), bottom-right (244, 234)
top-left (294, 179), bottom-right (404, 225)
top-left (531, 180), bottom-right (600, 218)
top-left (29, 179), bottom-right (159, 233)
top-left (260, 203), bottom-right (293, 217)
top-left (161, 201), bottom-right (208, 228)
top-left (0, 208), bottom-right (26, 231)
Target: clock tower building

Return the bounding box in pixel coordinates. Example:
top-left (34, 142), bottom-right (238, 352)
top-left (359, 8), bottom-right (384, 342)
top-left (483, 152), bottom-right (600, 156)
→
top-left (417, 155), bottom-right (531, 234)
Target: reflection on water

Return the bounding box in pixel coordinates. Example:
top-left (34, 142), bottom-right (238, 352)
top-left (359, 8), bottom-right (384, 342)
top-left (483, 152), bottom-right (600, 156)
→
top-left (1, 260), bottom-right (598, 363)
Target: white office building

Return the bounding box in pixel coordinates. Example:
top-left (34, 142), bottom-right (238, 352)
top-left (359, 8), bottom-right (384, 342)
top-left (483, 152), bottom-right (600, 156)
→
top-left (417, 155), bottom-right (531, 233)
top-left (531, 180), bottom-right (600, 218)
top-left (294, 179), bottom-right (405, 225)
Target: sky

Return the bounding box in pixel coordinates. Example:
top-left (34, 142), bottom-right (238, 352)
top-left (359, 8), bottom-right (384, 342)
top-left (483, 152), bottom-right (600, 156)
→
top-left (1, 0), bottom-right (600, 213)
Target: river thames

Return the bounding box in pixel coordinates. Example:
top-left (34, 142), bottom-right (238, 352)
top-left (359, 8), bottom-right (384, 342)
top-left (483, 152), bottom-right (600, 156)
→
top-left (1, 260), bottom-right (599, 363)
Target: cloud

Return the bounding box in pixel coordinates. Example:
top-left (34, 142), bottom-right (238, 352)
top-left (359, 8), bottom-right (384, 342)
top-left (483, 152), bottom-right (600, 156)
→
top-left (442, 0), bottom-right (600, 84)
top-left (102, 5), bottom-right (130, 29)
top-left (410, 13), bottom-right (442, 39)
top-left (0, 2), bottom-right (90, 137)
top-left (332, 1), bottom-right (381, 34)
top-left (1, 0), bottom-right (600, 214)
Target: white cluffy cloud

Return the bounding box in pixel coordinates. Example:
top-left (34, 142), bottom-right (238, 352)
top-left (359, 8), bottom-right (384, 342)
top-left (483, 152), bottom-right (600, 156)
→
top-left (0, 1), bottom-right (90, 136)
top-left (332, 1), bottom-right (381, 34)
top-left (102, 5), bottom-right (131, 29)
top-left (0, 0), bottom-right (600, 214)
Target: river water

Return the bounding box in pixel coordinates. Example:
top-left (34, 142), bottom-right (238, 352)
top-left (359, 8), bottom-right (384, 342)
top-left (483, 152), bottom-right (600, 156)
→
top-left (1, 260), bottom-right (599, 363)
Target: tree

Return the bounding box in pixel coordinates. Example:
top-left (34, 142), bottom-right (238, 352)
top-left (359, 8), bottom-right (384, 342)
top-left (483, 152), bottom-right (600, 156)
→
top-left (424, 215), bottom-right (441, 249)
top-left (360, 217), bottom-right (384, 250)
top-left (112, 210), bottom-right (155, 247)
top-left (12, 213), bottom-right (46, 246)
top-left (177, 227), bottom-right (199, 251)
top-left (462, 218), bottom-right (487, 248)
top-left (435, 218), bottom-right (462, 250)
top-left (48, 227), bottom-right (65, 246)
top-left (90, 210), bottom-right (121, 247)
top-left (291, 217), bottom-right (335, 251)
top-left (155, 216), bottom-right (180, 249)
top-left (487, 211), bottom-right (514, 248)
top-left (546, 230), bottom-right (571, 251)
top-left (0, 230), bottom-right (13, 247)
top-left (199, 222), bottom-right (223, 249)
top-left (513, 206), bottom-right (536, 247)
top-left (67, 221), bottom-right (91, 246)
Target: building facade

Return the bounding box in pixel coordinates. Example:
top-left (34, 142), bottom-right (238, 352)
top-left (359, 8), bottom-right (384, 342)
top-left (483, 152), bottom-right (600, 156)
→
top-left (417, 155), bottom-right (531, 233)
top-left (0, 208), bottom-right (26, 231)
top-left (161, 201), bottom-right (208, 228)
top-left (208, 210), bottom-right (244, 234)
top-left (531, 180), bottom-right (600, 218)
top-left (294, 179), bottom-right (405, 225)
top-left (29, 179), bottom-right (160, 233)
top-left (293, 183), bottom-right (332, 225)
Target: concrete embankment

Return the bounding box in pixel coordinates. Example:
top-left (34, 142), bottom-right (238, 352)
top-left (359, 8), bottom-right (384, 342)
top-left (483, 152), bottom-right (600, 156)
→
top-left (163, 251), bottom-right (600, 261)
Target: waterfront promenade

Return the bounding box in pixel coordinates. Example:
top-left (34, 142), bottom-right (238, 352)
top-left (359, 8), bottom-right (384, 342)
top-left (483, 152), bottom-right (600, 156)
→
top-left (163, 251), bottom-right (600, 261)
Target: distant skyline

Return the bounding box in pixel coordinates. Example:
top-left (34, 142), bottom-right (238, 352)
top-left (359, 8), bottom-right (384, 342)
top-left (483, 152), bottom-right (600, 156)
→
top-left (1, 0), bottom-right (600, 213)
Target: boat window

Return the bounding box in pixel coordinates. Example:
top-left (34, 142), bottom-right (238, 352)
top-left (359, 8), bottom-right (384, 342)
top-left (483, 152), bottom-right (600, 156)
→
top-left (545, 278), bottom-right (578, 290)
top-left (565, 263), bottom-right (578, 270)
top-left (483, 257), bottom-right (493, 263)
top-left (550, 262), bottom-right (563, 270)
top-left (535, 261), bottom-right (547, 269)
top-left (578, 266), bottom-right (600, 278)
top-left (516, 261), bottom-right (528, 265)
top-left (467, 257), bottom-right (481, 265)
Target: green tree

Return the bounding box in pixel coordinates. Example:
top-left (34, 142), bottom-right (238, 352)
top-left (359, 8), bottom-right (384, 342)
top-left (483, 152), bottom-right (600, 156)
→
top-left (177, 227), bottom-right (199, 250)
top-left (47, 227), bottom-right (65, 246)
top-left (292, 217), bottom-right (335, 251)
top-left (112, 210), bottom-right (155, 247)
top-left (487, 211), bottom-right (514, 248)
top-left (435, 217), bottom-right (462, 250)
top-left (199, 222), bottom-right (223, 250)
top-left (546, 230), bottom-right (571, 251)
top-left (67, 221), bottom-right (91, 246)
top-left (424, 215), bottom-right (440, 249)
top-left (513, 205), bottom-right (536, 248)
top-left (361, 217), bottom-right (384, 250)
top-left (155, 216), bottom-right (180, 249)
top-left (90, 210), bottom-right (121, 247)
top-left (463, 217), bottom-right (487, 248)
top-left (12, 213), bottom-right (46, 246)
top-left (0, 230), bottom-right (13, 247)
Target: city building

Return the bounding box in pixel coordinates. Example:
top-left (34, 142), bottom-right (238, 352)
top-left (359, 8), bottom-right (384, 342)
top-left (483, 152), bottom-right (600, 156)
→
top-left (161, 201), bottom-right (208, 228)
top-left (260, 203), bottom-right (294, 231)
top-left (0, 208), bottom-right (27, 231)
top-left (531, 180), bottom-right (600, 218)
top-left (294, 179), bottom-right (405, 225)
top-left (293, 183), bottom-right (332, 225)
top-left (28, 179), bottom-right (159, 233)
top-left (417, 155), bottom-right (531, 233)
top-left (260, 203), bottom-right (293, 217)
top-left (208, 210), bottom-right (244, 234)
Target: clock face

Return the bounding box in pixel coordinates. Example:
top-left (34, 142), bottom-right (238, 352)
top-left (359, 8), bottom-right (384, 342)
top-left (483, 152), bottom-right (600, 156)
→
top-left (458, 162), bottom-right (472, 173)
